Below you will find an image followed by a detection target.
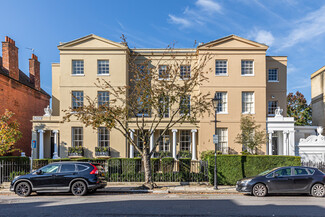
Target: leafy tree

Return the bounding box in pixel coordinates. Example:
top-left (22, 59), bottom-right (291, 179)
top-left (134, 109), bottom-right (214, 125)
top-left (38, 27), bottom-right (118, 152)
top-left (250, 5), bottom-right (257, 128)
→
top-left (287, 91), bottom-right (312, 126)
top-left (63, 36), bottom-right (212, 188)
top-left (235, 115), bottom-right (267, 155)
top-left (0, 109), bottom-right (22, 156)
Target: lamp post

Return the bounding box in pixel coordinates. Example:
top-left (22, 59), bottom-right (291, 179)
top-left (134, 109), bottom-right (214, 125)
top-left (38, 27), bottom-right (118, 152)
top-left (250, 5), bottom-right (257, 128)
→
top-left (212, 95), bottom-right (222, 190)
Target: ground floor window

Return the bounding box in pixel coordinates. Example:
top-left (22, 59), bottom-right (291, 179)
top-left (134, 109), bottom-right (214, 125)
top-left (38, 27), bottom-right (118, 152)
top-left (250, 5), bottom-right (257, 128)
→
top-left (217, 128), bottom-right (228, 153)
top-left (98, 127), bottom-right (110, 147)
top-left (180, 130), bottom-right (191, 151)
top-left (159, 130), bottom-right (170, 152)
top-left (72, 127), bottom-right (83, 147)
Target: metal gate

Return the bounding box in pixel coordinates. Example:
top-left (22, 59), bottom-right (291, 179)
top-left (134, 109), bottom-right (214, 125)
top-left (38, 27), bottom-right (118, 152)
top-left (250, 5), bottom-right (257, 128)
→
top-left (0, 160), bottom-right (30, 184)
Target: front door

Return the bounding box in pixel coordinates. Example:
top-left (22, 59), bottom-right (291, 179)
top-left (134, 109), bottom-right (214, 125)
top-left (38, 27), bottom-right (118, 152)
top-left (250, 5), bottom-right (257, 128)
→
top-left (272, 137), bottom-right (278, 155)
top-left (267, 167), bottom-right (293, 193)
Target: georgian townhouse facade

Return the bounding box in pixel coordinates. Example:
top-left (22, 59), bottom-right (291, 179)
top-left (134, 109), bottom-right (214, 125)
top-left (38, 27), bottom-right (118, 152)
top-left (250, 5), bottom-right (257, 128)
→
top-left (31, 34), bottom-right (287, 159)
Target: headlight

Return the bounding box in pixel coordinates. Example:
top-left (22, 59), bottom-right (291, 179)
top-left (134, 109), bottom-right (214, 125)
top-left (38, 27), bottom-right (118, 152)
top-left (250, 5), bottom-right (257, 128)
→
top-left (14, 176), bottom-right (19, 179)
top-left (241, 179), bottom-right (252, 185)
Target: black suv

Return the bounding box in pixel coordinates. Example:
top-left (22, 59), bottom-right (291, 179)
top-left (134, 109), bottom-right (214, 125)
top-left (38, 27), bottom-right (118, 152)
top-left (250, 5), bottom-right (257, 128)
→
top-left (10, 162), bottom-right (107, 197)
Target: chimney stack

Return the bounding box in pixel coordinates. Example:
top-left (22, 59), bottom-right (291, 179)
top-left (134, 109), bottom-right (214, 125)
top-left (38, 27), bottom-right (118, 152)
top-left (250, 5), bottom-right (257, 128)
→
top-left (29, 53), bottom-right (40, 90)
top-left (2, 36), bottom-right (19, 80)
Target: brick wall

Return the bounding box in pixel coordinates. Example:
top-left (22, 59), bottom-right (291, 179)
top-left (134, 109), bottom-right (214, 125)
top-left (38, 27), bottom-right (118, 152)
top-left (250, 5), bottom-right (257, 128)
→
top-left (0, 75), bottom-right (50, 156)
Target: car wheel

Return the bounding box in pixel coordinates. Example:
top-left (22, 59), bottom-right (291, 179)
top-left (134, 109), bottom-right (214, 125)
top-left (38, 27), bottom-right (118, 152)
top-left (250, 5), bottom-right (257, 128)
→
top-left (252, 183), bottom-right (267, 197)
top-left (311, 184), bottom-right (325, 197)
top-left (15, 182), bottom-right (31, 197)
top-left (71, 181), bottom-right (87, 196)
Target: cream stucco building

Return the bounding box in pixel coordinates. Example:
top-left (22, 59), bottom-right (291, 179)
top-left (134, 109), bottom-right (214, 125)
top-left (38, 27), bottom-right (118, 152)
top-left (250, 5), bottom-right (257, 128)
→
top-left (31, 34), bottom-right (288, 159)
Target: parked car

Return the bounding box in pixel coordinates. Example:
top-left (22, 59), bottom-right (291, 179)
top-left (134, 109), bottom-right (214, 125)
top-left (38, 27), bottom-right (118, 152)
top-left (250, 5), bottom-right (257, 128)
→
top-left (236, 166), bottom-right (325, 197)
top-left (10, 162), bottom-right (107, 197)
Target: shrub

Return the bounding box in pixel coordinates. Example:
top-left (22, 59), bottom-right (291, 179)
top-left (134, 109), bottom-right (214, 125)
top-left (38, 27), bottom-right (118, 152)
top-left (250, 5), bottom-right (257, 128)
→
top-left (161, 157), bottom-right (174, 173)
top-left (207, 155), bottom-right (302, 185)
top-left (9, 171), bottom-right (29, 181)
top-left (151, 158), bottom-right (160, 173)
top-left (178, 151), bottom-right (191, 158)
top-left (179, 158), bottom-right (191, 174)
top-left (200, 150), bottom-right (215, 161)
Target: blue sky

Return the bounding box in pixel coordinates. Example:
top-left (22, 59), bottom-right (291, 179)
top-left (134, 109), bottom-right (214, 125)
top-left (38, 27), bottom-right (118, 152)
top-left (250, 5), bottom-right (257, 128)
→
top-left (1, 0), bottom-right (324, 102)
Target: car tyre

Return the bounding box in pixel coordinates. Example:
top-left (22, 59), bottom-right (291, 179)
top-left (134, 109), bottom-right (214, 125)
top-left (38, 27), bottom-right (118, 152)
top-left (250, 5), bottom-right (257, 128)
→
top-left (252, 183), bottom-right (267, 197)
top-left (15, 182), bottom-right (31, 197)
top-left (311, 184), bottom-right (325, 197)
top-left (71, 181), bottom-right (87, 196)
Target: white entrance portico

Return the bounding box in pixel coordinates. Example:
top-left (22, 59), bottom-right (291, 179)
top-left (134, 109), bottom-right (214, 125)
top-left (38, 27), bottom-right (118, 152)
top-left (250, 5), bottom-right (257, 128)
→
top-left (266, 107), bottom-right (295, 156)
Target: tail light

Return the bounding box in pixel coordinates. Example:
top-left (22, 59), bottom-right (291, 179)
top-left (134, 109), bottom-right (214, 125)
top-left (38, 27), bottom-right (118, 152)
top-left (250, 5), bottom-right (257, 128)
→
top-left (90, 164), bottom-right (99, 175)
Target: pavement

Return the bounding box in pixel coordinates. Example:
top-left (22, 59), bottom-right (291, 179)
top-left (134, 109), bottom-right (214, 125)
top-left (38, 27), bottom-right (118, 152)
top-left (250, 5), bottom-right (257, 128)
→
top-left (0, 182), bottom-right (238, 195)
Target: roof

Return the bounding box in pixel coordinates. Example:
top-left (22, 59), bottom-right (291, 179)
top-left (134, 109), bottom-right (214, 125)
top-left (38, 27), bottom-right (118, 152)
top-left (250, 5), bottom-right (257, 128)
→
top-left (311, 65), bottom-right (325, 79)
top-left (0, 66), bottom-right (50, 97)
top-left (198, 34), bottom-right (269, 50)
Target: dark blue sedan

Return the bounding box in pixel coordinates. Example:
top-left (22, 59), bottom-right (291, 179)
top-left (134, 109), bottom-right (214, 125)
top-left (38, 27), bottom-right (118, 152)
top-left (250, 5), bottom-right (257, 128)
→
top-left (236, 166), bottom-right (325, 197)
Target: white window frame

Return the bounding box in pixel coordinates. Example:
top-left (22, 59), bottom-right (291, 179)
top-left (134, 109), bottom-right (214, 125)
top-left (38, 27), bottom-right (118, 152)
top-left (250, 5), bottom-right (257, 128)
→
top-left (217, 128), bottom-right (228, 154)
top-left (268, 101), bottom-right (278, 116)
top-left (98, 127), bottom-right (110, 147)
top-left (98, 91), bottom-right (110, 107)
top-left (215, 60), bottom-right (228, 76)
top-left (158, 65), bottom-right (170, 80)
top-left (180, 130), bottom-right (191, 151)
top-left (72, 127), bottom-right (83, 147)
top-left (242, 92), bottom-right (255, 114)
top-left (159, 96), bottom-right (169, 118)
top-left (180, 95), bottom-right (191, 115)
top-left (159, 130), bottom-right (170, 152)
top-left (97, 60), bottom-right (110, 76)
top-left (72, 91), bottom-right (84, 109)
top-left (72, 60), bottom-right (84, 75)
top-left (180, 65), bottom-right (191, 80)
top-left (268, 68), bottom-right (278, 82)
top-left (241, 60), bottom-right (254, 76)
top-left (215, 92), bottom-right (228, 114)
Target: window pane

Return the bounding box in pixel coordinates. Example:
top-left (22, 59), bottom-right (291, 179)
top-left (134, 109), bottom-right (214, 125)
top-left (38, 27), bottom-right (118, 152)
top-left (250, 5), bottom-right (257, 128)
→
top-left (268, 101), bottom-right (278, 115)
top-left (180, 130), bottom-right (191, 151)
top-left (180, 95), bottom-right (191, 115)
top-left (215, 92), bottom-right (227, 113)
top-left (72, 60), bottom-right (84, 75)
top-left (242, 92), bottom-right (254, 113)
top-left (60, 164), bottom-right (76, 172)
top-left (72, 91), bottom-right (84, 109)
top-left (98, 91), bottom-right (110, 106)
top-left (180, 65), bottom-right (191, 79)
top-left (294, 168), bottom-right (308, 175)
top-left (159, 65), bottom-right (169, 79)
top-left (98, 60), bottom-right (109, 75)
top-left (98, 127), bottom-right (110, 147)
top-left (241, 60), bottom-right (253, 75)
top-left (275, 168), bottom-right (291, 177)
top-left (159, 96), bottom-right (169, 118)
top-left (215, 60), bottom-right (227, 75)
top-left (72, 127), bottom-right (83, 147)
top-left (268, 69), bottom-right (278, 81)
top-left (217, 128), bottom-right (228, 154)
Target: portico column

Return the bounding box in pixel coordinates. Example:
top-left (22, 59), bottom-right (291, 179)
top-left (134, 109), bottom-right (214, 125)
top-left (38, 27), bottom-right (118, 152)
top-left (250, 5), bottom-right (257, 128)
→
top-left (38, 129), bottom-right (44, 159)
top-left (191, 129), bottom-right (197, 160)
top-left (283, 131), bottom-right (288, 155)
top-left (52, 130), bottom-right (59, 159)
top-left (172, 129), bottom-right (178, 159)
top-left (289, 130), bottom-right (295, 156)
top-left (268, 131), bottom-right (273, 155)
top-left (150, 130), bottom-right (154, 155)
top-left (129, 129), bottom-right (135, 158)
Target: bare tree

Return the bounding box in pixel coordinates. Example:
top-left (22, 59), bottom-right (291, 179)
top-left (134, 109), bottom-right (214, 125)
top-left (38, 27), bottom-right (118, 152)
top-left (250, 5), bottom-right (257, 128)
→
top-left (63, 36), bottom-right (212, 188)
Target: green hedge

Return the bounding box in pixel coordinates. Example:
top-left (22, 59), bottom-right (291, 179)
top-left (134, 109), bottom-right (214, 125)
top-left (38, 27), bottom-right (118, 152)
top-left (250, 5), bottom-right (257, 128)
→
top-left (0, 156), bottom-right (29, 163)
top-left (161, 157), bottom-right (174, 173)
top-left (207, 155), bottom-right (301, 185)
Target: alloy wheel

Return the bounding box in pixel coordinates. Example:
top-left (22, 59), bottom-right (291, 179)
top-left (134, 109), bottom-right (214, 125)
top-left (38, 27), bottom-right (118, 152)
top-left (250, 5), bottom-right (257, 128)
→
top-left (71, 181), bottom-right (87, 196)
top-left (16, 182), bottom-right (31, 197)
top-left (311, 184), bottom-right (325, 197)
top-left (253, 183), bottom-right (267, 197)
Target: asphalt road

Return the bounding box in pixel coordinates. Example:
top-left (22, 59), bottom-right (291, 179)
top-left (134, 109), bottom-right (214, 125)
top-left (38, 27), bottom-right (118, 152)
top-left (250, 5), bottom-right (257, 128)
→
top-left (0, 192), bottom-right (325, 217)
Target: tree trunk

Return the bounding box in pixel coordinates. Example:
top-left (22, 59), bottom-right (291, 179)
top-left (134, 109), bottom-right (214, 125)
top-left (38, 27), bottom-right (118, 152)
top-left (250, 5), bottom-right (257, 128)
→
top-left (142, 148), bottom-right (156, 189)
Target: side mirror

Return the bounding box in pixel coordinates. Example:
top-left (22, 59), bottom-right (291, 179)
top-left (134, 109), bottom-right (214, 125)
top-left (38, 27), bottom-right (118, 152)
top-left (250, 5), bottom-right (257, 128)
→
top-left (36, 170), bottom-right (43, 175)
top-left (274, 173), bottom-right (279, 178)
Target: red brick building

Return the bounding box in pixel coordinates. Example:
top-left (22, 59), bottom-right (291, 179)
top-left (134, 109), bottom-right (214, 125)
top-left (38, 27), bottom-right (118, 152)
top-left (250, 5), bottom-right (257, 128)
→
top-left (0, 36), bottom-right (50, 156)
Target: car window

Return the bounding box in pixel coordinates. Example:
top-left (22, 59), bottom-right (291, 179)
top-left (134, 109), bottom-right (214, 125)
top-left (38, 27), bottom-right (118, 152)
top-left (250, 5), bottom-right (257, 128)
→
top-left (40, 164), bottom-right (59, 174)
top-left (308, 169), bottom-right (315, 175)
top-left (60, 164), bottom-right (76, 172)
top-left (294, 168), bottom-right (309, 176)
top-left (274, 168), bottom-right (291, 177)
top-left (77, 165), bottom-right (88, 171)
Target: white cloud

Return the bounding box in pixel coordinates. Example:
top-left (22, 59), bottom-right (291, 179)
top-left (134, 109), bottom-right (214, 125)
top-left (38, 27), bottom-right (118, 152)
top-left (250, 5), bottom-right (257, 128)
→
top-left (254, 30), bottom-right (275, 46)
top-left (281, 5), bottom-right (325, 49)
top-left (195, 0), bottom-right (222, 14)
top-left (287, 64), bottom-right (297, 74)
top-left (168, 14), bottom-right (192, 28)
